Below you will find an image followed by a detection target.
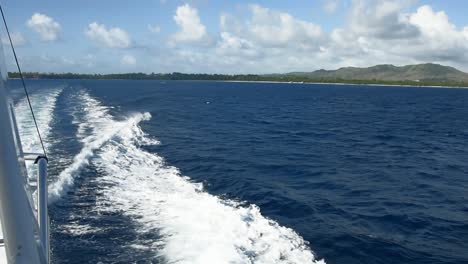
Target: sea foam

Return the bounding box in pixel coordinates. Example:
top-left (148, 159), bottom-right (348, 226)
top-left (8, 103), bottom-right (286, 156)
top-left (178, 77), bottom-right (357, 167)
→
top-left (15, 88), bottom-right (63, 180)
top-left (48, 91), bottom-right (152, 203)
top-left (44, 90), bottom-right (324, 263)
top-left (87, 97), bottom-right (325, 263)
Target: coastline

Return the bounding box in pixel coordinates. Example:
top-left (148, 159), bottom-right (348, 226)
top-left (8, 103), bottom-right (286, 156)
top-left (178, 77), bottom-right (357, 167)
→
top-left (9, 77), bottom-right (468, 89)
top-left (221, 80), bottom-right (468, 89)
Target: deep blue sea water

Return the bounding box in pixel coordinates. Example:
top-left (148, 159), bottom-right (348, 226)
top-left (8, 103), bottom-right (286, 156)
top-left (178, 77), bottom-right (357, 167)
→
top-left (8, 79), bottom-right (468, 264)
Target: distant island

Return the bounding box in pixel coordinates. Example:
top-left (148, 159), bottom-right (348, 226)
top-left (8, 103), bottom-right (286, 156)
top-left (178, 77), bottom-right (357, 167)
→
top-left (8, 63), bottom-right (468, 88)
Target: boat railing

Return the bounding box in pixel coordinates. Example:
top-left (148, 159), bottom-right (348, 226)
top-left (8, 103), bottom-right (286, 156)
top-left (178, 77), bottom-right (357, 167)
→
top-left (24, 153), bottom-right (50, 263)
top-left (0, 83), bottom-right (49, 263)
top-left (0, 5), bottom-right (50, 262)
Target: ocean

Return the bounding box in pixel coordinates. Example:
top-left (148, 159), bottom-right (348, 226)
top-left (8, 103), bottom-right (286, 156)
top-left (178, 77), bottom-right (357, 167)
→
top-left (8, 79), bottom-right (468, 264)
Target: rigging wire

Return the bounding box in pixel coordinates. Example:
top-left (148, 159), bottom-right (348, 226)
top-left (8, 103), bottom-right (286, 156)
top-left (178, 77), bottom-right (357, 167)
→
top-left (0, 4), bottom-right (48, 159)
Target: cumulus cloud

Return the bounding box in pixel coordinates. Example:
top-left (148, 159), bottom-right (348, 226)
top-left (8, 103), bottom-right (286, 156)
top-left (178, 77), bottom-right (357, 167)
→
top-left (210, 1), bottom-right (468, 73)
top-left (247, 4), bottom-right (324, 49)
top-left (17, 1), bottom-right (468, 74)
top-left (162, 5), bottom-right (327, 74)
top-left (329, 1), bottom-right (468, 66)
top-left (214, 3), bottom-right (326, 67)
top-left (171, 4), bottom-right (209, 45)
top-left (26, 13), bottom-right (61, 41)
top-left (85, 22), bottom-right (131, 48)
top-left (410, 6), bottom-right (462, 45)
top-left (216, 32), bottom-right (259, 58)
top-left (121, 55), bottom-right (137, 66)
top-left (348, 0), bottom-right (419, 39)
top-left (405, 5), bottom-right (468, 61)
top-left (2, 32), bottom-right (27, 46)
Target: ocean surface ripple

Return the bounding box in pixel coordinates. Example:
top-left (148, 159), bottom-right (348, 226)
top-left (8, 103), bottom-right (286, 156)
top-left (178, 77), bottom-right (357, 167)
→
top-left (9, 79), bottom-right (468, 264)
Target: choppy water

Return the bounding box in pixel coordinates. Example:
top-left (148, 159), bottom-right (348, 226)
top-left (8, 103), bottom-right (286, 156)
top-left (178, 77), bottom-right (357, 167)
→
top-left (9, 79), bottom-right (468, 264)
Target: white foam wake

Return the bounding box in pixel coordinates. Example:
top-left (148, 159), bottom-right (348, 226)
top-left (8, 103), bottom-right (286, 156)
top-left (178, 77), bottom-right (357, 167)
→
top-left (48, 91), bottom-right (153, 203)
top-left (15, 88), bottom-right (62, 152)
top-left (86, 103), bottom-right (325, 263)
top-left (14, 88), bottom-right (63, 178)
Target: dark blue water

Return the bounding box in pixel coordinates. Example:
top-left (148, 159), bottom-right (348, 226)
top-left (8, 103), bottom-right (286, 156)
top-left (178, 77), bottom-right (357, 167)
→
top-left (10, 79), bottom-right (468, 264)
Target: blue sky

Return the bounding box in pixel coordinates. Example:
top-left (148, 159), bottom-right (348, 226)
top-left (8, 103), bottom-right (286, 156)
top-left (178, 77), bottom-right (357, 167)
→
top-left (1, 0), bottom-right (468, 73)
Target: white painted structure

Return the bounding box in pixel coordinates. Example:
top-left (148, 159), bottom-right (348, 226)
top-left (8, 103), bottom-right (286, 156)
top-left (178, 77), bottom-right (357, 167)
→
top-left (0, 39), bottom-right (49, 263)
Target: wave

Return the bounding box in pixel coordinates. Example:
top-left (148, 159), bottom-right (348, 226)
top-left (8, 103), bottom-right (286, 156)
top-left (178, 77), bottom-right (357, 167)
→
top-left (31, 90), bottom-right (324, 263)
top-left (48, 91), bottom-right (153, 203)
top-left (14, 88), bottom-right (63, 178)
top-left (69, 96), bottom-right (325, 263)
top-left (15, 88), bottom-right (63, 152)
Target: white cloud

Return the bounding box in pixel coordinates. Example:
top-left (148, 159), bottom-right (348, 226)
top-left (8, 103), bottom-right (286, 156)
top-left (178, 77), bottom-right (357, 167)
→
top-left (405, 5), bottom-right (468, 61)
top-left (410, 5), bottom-right (460, 45)
top-left (324, 0), bottom-right (340, 14)
top-left (208, 2), bottom-right (468, 73)
top-left (171, 4), bottom-right (209, 44)
top-left (148, 24), bottom-right (161, 33)
top-left (220, 13), bottom-right (243, 35)
top-left (325, 1), bottom-right (468, 69)
top-left (2, 32), bottom-right (26, 46)
top-left (348, 0), bottom-right (419, 39)
top-left (16, 1), bottom-right (468, 74)
top-left (188, 5), bottom-right (331, 73)
top-left (215, 3), bottom-right (326, 68)
top-left (247, 4), bottom-right (324, 49)
top-left (216, 32), bottom-right (259, 58)
top-left (26, 13), bottom-right (61, 41)
top-left (85, 22), bottom-right (131, 49)
top-left (121, 55), bottom-right (136, 66)
top-left (211, 4), bottom-right (326, 71)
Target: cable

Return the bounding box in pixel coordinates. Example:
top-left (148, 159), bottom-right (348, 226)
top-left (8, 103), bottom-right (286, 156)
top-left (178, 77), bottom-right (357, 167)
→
top-left (0, 4), bottom-right (48, 158)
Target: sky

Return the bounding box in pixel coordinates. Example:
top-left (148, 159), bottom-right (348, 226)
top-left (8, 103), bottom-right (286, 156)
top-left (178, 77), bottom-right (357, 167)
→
top-left (1, 0), bottom-right (468, 74)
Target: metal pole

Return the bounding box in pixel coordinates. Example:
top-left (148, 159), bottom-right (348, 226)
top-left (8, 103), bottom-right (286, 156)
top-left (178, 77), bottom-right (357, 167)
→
top-left (36, 157), bottom-right (49, 263)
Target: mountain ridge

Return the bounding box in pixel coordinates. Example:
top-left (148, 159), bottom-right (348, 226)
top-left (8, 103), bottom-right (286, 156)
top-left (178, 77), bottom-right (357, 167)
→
top-left (283, 63), bottom-right (468, 83)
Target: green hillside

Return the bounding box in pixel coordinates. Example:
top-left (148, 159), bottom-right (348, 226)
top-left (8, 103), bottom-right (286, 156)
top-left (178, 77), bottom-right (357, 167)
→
top-left (285, 63), bottom-right (468, 83)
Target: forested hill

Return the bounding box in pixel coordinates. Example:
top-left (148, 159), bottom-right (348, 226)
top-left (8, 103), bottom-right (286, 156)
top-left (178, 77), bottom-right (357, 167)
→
top-left (282, 63), bottom-right (468, 83)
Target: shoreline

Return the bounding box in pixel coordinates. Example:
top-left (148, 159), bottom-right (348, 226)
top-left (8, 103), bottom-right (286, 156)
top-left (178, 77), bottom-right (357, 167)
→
top-left (9, 77), bottom-right (468, 89)
top-left (221, 80), bottom-right (468, 89)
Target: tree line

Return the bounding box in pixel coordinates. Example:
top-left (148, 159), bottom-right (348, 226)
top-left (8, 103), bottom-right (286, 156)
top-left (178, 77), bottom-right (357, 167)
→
top-left (7, 72), bottom-right (267, 81)
top-left (7, 72), bottom-right (468, 88)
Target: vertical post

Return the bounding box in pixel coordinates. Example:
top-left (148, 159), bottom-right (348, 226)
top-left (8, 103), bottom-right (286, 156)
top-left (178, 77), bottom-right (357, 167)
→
top-left (36, 157), bottom-right (49, 263)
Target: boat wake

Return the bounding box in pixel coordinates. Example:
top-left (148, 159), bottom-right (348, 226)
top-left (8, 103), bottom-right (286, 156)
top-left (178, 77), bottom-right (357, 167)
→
top-left (18, 88), bottom-right (325, 263)
top-left (15, 87), bottom-right (63, 178)
top-left (48, 91), bottom-right (152, 202)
